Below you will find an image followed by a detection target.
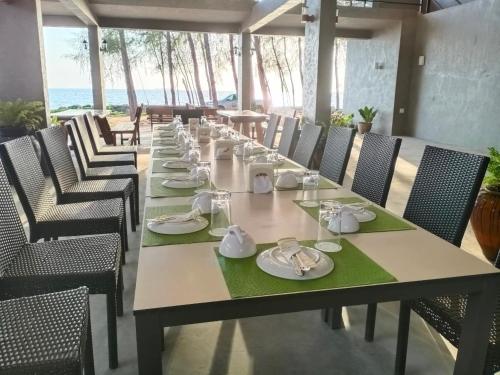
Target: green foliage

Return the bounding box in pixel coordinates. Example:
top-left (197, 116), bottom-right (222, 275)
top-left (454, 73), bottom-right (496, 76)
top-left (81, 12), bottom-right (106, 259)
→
top-left (0, 100), bottom-right (46, 130)
top-left (484, 147), bottom-right (500, 190)
top-left (330, 111), bottom-right (354, 127)
top-left (358, 106), bottom-right (378, 123)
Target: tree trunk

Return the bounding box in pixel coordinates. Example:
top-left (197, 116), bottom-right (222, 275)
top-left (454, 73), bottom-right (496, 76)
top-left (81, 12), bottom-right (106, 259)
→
top-left (118, 30), bottom-right (137, 120)
top-left (334, 38), bottom-right (340, 109)
top-left (253, 36), bottom-right (271, 113)
top-left (298, 37), bottom-right (304, 91)
top-left (202, 42), bottom-right (212, 101)
top-left (203, 33), bottom-right (218, 107)
top-left (187, 33), bottom-right (205, 106)
top-left (270, 37), bottom-right (288, 107)
top-left (282, 37), bottom-right (296, 107)
top-left (166, 32), bottom-right (176, 105)
top-left (229, 34), bottom-right (238, 93)
top-left (158, 40), bottom-right (169, 105)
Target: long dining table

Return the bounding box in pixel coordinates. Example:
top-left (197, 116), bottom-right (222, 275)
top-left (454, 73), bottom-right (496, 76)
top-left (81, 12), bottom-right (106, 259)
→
top-left (134, 125), bottom-right (500, 375)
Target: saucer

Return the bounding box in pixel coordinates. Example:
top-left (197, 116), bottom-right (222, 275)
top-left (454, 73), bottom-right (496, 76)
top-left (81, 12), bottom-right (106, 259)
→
top-left (147, 216), bottom-right (208, 235)
top-left (163, 160), bottom-right (192, 169)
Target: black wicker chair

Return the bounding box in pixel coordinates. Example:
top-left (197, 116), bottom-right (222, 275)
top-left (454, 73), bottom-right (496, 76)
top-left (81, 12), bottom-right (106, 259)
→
top-left (278, 117), bottom-right (300, 158)
top-left (292, 124), bottom-right (323, 168)
top-left (0, 136), bottom-right (128, 256)
top-left (0, 157), bottom-right (123, 368)
top-left (66, 121), bottom-right (140, 224)
top-left (319, 127), bottom-right (355, 185)
top-left (84, 112), bottom-right (137, 167)
top-left (37, 126), bottom-right (137, 231)
top-left (0, 287), bottom-right (94, 374)
top-left (351, 133), bottom-right (402, 207)
top-left (371, 146), bottom-right (490, 374)
top-left (262, 113), bottom-right (281, 149)
top-left (73, 115), bottom-right (135, 167)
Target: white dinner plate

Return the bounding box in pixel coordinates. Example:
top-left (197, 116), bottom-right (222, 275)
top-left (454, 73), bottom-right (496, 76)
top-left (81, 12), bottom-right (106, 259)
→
top-left (158, 148), bottom-right (182, 156)
top-left (163, 160), bottom-right (192, 169)
top-left (147, 216), bottom-right (208, 235)
top-left (161, 179), bottom-right (204, 189)
top-left (256, 246), bottom-right (334, 280)
top-left (158, 139), bottom-right (177, 145)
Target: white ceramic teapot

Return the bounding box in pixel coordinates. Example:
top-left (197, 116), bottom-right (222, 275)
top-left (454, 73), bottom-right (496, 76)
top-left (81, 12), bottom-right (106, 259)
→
top-left (327, 209), bottom-right (360, 234)
top-left (191, 191), bottom-right (212, 214)
top-left (219, 225), bottom-right (257, 258)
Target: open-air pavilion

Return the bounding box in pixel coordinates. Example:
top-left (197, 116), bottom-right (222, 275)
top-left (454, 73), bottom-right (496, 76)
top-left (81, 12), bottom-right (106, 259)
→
top-left (0, 0), bottom-right (499, 374)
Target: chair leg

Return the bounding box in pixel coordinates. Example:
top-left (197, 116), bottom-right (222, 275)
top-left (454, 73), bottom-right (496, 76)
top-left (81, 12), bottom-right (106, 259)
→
top-left (129, 195), bottom-right (136, 232)
top-left (117, 269), bottom-right (124, 317)
top-left (160, 328), bottom-right (165, 352)
top-left (84, 307), bottom-right (95, 375)
top-left (106, 292), bottom-right (119, 369)
top-left (394, 301), bottom-right (411, 375)
top-left (134, 177), bottom-right (140, 224)
top-left (365, 303), bottom-right (377, 342)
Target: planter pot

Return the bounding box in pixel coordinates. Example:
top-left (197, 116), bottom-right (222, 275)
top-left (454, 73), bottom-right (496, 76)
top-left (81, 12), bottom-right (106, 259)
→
top-left (358, 122), bottom-right (372, 134)
top-left (471, 187), bottom-right (500, 262)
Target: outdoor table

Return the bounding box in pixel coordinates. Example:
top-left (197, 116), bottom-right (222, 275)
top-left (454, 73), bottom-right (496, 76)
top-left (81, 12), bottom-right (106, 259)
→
top-left (134, 127), bottom-right (500, 375)
top-left (217, 110), bottom-right (268, 143)
top-left (51, 108), bottom-right (108, 122)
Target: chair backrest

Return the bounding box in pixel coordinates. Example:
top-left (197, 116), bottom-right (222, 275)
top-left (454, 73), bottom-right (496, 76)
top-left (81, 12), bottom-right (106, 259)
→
top-left (66, 120), bottom-right (90, 178)
top-left (263, 113), bottom-right (281, 149)
top-left (278, 117), bottom-right (300, 158)
top-left (0, 159), bottom-right (27, 276)
top-left (319, 126), bottom-right (356, 185)
top-left (134, 105), bottom-right (143, 125)
top-left (36, 126), bottom-right (79, 197)
top-left (84, 112), bottom-right (103, 153)
top-left (72, 115), bottom-right (96, 165)
top-left (146, 105), bottom-right (174, 124)
top-left (94, 115), bottom-right (115, 145)
top-left (404, 146), bottom-right (488, 247)
top-left (292, 124), bottom-right (323, 168)
top-left (351, 133), bottom-right (402, 207)
top-left (0, 136), bottom-right (55, 224)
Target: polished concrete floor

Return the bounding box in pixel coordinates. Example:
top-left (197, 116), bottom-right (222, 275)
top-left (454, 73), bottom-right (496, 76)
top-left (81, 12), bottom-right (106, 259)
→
top-left (17, 126), bottom-right (489, 374)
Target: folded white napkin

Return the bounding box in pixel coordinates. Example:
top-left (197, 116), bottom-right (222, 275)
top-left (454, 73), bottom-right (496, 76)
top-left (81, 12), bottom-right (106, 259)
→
top-left (276, 170), bottom-right (299, 188)
top-left (277, 238), bottom-right (318, 275)
top-left (253, 174), bottom-right (273, 194)
top-left (149, 208), bottom-right (201, 224)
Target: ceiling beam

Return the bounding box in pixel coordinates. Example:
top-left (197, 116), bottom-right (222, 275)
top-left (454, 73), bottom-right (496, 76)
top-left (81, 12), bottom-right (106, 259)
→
top-left (241, 0), bottom-right (302, 33)
top-left (99, 17), bottom-right (240, 34)
top-left (43, 15), bottom-right (86, 27)
top-left (59, 0), bottom-right (98, 25)
top-left (87, 0), bottom-right (252, 11)
top-left (256, 25), bottom-right (373, 39)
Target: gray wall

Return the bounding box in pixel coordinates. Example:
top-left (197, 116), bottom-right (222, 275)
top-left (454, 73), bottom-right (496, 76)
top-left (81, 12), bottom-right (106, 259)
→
top-left (407, 0), bottom-right (500, 152)
top-left (0, 0), bottom-right (49, 122)
top-left (343, 21), bottom-right (402, 135)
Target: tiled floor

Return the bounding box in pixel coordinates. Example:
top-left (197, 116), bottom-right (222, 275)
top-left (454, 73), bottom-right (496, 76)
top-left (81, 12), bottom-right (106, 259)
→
top-left (14, 126), bottom-right (491, 374)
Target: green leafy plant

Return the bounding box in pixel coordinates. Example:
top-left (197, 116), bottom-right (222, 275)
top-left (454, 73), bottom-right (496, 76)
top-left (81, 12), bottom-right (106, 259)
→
top-left (484, 147), bottom-right (500, 192)
top-left (0, 100), bottom-right (46, 130)
top-left (358, 106), bottom-right (378, 123)
top-left (330, 111), bottom-right (354, 127)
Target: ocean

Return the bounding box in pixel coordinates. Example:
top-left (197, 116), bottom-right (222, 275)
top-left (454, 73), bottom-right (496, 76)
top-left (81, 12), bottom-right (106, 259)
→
top-left (48, 88), bottom-right (234, 110)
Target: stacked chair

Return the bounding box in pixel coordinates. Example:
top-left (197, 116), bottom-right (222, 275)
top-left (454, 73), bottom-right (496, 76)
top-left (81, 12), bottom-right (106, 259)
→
top-left (36, 126), bottom-right (138, 230)
top-left (84, 112), bottom-right (137, 166)
top-left (277, 117), bottom-right (300, 158)
top-left (0, 156), bottom-right (123, 369)
top-left (67, 118), bottom-right (140, 224)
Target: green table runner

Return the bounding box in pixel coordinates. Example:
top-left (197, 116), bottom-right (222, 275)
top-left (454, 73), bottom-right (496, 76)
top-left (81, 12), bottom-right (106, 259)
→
top-left (150, 177), bottom-right (213, 197)
top-left (294, 197), bottom-right (414, 233)
top-left (275, 176), bottom-right (337, 191)
top-left (143, 205), bottom-right (219, 247)
top-left (215, 239), bottom-right (396, 299)
top-left (276, 160), bottom-right (303, 171)
top-left (153, 139), bottom-right (179, 147)
top-left (152, 159), bottom-right (190, 173)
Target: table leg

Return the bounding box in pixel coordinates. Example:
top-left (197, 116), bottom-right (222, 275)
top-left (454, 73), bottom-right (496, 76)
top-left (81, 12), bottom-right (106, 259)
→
top-left (454, 281), bottom-right (497, 375)
top-left (255, 121), bottom-right (264, 143)
top-left (135, 313), bottom-right (162, 375)
top-left (241, 122), bottom-right (250, 137)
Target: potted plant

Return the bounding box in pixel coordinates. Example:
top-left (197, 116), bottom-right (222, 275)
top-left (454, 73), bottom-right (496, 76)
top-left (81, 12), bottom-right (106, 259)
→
top-left (330, 111), bottom-right (354, 128)
top-left (471, 147), bottom-right (500, 262)
top-left (358, 106), bottom-right (377, 134)
top-left (0, 100), bottom-right (46, 139)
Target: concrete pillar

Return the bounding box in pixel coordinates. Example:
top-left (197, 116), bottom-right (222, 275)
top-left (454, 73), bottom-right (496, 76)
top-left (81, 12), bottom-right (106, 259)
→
top-left (238, 32), bottom-right (253, 111)
top-left (0, 0), bottom-right (49, 125)
top-left (88, 26), bottom-right (107, 110)
top-left (302, 0), bottom-right (337, 125)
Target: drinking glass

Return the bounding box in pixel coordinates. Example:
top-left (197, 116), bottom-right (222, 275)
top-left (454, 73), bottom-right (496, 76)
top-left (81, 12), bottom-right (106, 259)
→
top-left (195, 161), bottom-right (211, 187)
top-left (209, 190), bottom-right (231, 237)
top-left (315, 200), bottom-right (343, 252)
top-left (188, 145), bottom-right (201, 164)
top-left (300, 170), bottom-right (320, 207)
